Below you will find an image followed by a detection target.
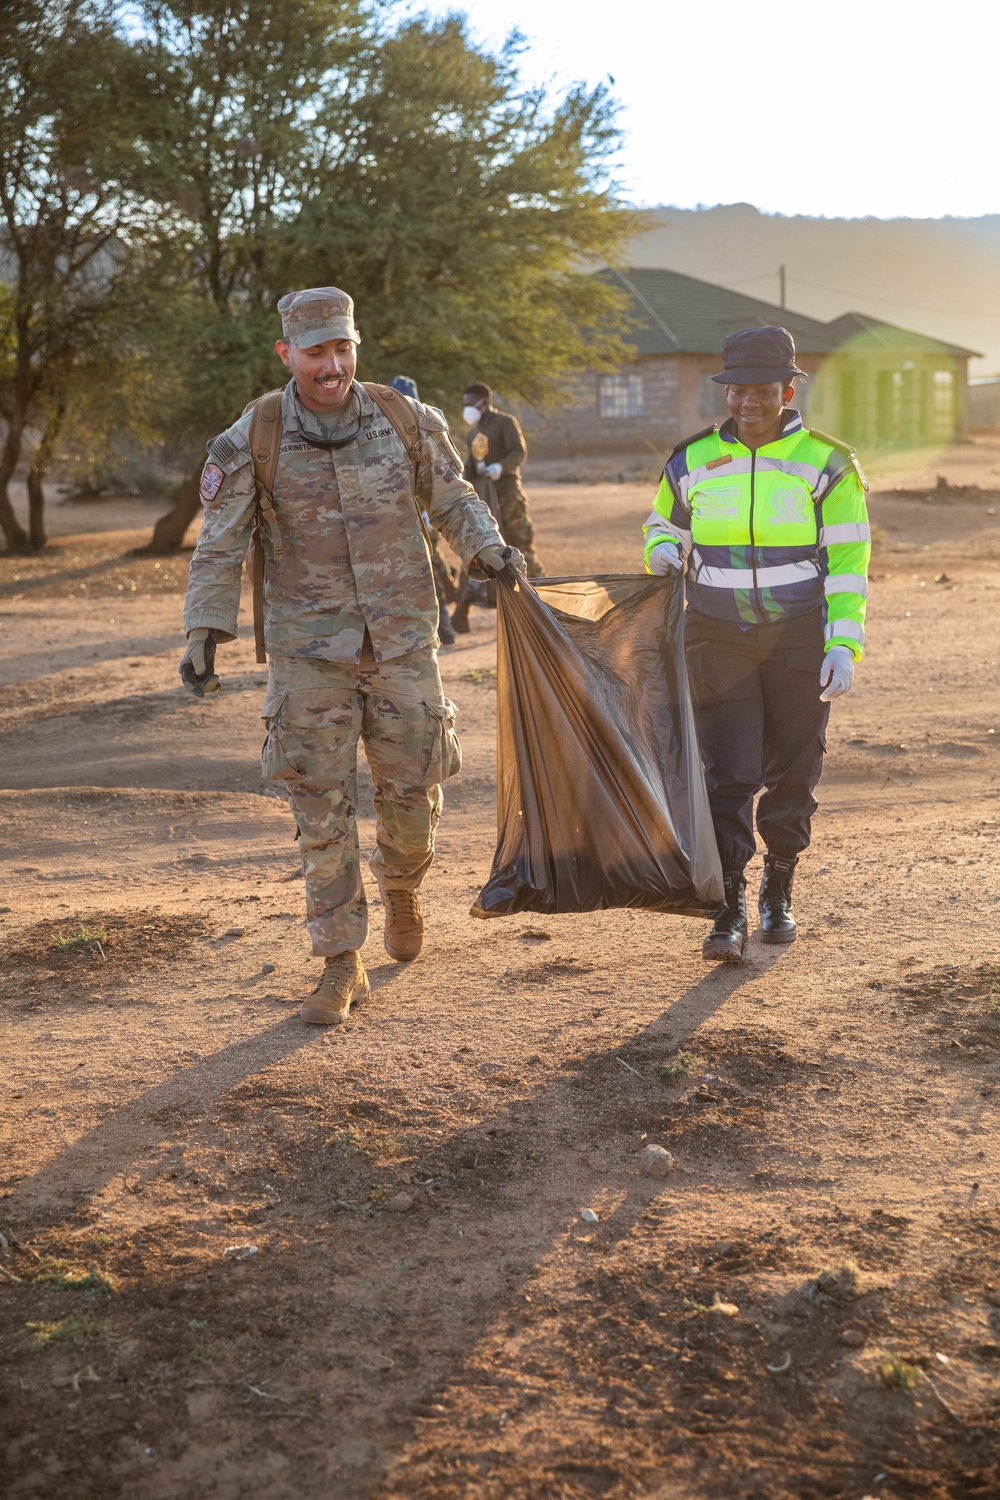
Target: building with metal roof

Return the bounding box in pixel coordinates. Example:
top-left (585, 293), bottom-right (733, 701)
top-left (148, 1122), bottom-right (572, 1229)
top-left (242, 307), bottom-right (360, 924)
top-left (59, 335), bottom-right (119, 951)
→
top-left (524, 268), bottom-right (980, 465)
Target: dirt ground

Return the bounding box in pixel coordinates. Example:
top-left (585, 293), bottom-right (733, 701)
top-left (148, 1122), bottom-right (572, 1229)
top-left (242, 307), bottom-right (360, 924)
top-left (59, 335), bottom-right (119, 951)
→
top-left (2, 437), bottom-right (1000, 1500)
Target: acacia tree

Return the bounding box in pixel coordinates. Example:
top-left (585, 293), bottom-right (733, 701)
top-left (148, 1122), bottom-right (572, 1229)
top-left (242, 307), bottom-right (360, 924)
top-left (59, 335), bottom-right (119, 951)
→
top-left (0, 0), bottom-right (155, 550)
top-left (136, 3), bottom-right (637, 552)
top-left (132, 0), bottom-right (372, 552)
top-left (295, 17), bottom-right (638, 407)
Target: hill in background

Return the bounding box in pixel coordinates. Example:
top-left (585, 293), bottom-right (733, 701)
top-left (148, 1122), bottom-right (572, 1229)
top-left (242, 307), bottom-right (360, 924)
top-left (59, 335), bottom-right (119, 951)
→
top-left (626, 204), bottom-right (1000, 374)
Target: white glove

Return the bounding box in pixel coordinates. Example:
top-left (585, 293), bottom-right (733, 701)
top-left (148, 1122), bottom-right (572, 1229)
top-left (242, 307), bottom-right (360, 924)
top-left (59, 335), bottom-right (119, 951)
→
top-left (647, 541), bottom-right (683, 575)
top-left (819, 645), bottom-right (855, 701)
top-left (476, 543), bottom-right (526, 575)
top-left (485, 463), bottom-right (503, 481)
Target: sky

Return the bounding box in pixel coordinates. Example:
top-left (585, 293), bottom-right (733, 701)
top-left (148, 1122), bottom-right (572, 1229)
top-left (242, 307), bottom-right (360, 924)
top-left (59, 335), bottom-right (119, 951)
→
top-left (410, 0), bottom-right (999, 220)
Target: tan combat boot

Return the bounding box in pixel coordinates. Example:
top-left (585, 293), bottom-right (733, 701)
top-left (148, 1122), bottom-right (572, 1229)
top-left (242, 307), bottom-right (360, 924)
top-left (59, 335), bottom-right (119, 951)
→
top-left (379, 887), bottom-right (424, 962)
top-left (300, 951), bottom-right (370, 1025)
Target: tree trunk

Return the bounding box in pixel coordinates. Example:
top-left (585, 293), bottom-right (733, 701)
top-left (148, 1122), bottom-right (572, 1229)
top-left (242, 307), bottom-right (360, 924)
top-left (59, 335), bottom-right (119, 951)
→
top-left (25, 400), bottom-right (67, 551)
top-left (0, 416), bottom-right (30, 554)
top-left (26, 468), bottom-right (46, 550)
top-left (135, 456), bottom-right (205, 556)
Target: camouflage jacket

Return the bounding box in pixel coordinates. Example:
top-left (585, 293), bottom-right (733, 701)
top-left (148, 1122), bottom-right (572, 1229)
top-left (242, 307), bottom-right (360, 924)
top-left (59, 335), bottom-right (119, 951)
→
top-left (183, 379), bottom-right (504, 663)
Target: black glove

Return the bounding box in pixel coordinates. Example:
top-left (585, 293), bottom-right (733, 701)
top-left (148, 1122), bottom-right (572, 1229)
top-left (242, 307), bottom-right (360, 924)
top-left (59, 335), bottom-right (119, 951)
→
top-left (180, 629), bottom-right (220, 697)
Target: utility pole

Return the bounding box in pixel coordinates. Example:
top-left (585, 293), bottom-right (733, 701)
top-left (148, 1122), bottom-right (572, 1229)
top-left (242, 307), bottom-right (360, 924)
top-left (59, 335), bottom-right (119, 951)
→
top-left (779, 264), bottom-right (786, 309)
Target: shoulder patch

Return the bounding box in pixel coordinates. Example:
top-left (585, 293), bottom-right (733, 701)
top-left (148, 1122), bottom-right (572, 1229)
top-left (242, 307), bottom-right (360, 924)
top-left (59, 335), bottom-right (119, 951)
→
top-left (670, 424), bottom-right (718, 457)
top-left (206, 433), bottom-right (237, 467)
top-left (200, 463), bottom-right (224, 502)
top-left (206, 412), bottom-right (252, 475)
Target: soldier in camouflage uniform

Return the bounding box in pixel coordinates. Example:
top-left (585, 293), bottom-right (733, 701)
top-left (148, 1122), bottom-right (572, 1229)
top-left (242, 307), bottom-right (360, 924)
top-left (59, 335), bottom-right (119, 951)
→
top-left (180, 287), bottom-right (516, 1025)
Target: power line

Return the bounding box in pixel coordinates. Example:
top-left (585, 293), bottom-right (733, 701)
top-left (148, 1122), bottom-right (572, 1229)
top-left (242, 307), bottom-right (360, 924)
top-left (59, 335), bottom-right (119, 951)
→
top-left (725, 269), bottom-right (1000, 320)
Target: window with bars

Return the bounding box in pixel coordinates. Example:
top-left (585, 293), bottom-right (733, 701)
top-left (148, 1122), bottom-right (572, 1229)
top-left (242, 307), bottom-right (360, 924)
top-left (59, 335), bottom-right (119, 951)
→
top-left (931, 369), bottom-right (954, 435)
top-left (597, 373), bottom-right (644, 419)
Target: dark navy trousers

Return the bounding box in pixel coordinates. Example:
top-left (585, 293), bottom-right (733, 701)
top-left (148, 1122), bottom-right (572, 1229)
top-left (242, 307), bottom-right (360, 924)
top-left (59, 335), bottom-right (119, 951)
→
top-left (684, 607), bottom-right (831, 874)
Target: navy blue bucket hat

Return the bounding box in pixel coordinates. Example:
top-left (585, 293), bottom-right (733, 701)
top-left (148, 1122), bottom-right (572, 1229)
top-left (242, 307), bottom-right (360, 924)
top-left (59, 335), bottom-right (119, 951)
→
top-left (711, 326), bottom-right (806, 385)
top-left (389, 375), bottom-right (419, 400)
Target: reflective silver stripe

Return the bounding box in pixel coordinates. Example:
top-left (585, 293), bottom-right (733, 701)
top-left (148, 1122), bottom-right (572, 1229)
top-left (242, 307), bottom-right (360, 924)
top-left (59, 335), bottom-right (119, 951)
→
top-left (824, 573), bottom-right (869, 598)
top-left (696, 560), bottom-right (820, 589)
top-left (755, 455), bottom-right (822, 487)
top-left (825, 618), bottom-right (865, 645)
top-left (819, 522), bottom-right (870, 546)
top-left (643, 509), bottom-right (691, 547)
top-left (687, 455), bottom-right (752, 487)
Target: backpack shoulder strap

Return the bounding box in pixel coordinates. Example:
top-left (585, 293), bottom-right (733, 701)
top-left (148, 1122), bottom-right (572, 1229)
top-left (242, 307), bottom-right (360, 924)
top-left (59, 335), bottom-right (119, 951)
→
top-left (247, 388), bottom-right (284, 498)
top-left (365, 382), bottom-right (421, 460)
top-left (364, 383), bottom-right (434, 546)
top-left (245, 389), bottom-right (284, 665)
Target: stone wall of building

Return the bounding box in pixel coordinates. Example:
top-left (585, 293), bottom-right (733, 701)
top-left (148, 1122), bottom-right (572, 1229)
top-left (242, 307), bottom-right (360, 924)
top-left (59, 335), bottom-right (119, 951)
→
top-left (524, 351), bottom-right (829, 463)
top-left (523, 356), bottom-right (680, 461)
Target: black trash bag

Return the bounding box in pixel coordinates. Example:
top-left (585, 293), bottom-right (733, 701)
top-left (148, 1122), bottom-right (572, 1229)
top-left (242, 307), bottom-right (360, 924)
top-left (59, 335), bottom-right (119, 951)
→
top-left (472, 568), bottom-right (723, 918)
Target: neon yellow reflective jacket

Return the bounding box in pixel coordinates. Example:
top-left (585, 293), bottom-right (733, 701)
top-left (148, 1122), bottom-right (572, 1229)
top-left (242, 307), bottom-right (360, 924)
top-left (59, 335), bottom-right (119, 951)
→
top-left (643, 410), bottom-right (870, 658)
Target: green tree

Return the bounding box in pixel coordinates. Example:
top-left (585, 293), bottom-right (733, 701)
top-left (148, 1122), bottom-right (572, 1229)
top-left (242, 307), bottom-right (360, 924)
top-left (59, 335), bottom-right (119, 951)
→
top-left (295, 17), bottom-right (637, 407)
top-left (132, 0), bottom-right (372, 551)
top-left (136, 3), bottom-right (637, 552)
top-left (0, 0), bottom-right (157, 550)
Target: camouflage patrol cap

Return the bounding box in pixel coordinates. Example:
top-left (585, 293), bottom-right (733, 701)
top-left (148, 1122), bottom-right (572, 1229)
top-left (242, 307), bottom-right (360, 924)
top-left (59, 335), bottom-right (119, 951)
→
top-left (276, 286), bottom-right (360, 348)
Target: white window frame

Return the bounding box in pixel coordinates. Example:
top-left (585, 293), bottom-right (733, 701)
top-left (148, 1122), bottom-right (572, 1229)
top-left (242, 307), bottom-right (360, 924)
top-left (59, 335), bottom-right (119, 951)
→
top-left (598, 373), bottom-right (644, 420)
top-left (931, 368), bottom-right (954, 436)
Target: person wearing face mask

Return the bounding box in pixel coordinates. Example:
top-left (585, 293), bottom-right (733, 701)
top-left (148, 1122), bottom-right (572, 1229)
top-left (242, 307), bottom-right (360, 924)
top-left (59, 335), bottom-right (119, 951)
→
top-left (451, 381), bottom-right (544, 632)
top-left (180, 287), bottom-right (520, 1025)
top-left (643, 327), bottom-right (870, 961)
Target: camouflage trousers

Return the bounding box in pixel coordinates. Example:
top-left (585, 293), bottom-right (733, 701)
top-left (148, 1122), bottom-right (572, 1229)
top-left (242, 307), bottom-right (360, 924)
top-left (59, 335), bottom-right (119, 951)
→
top-left (261, 643), bottom-right (461, 957)
top-left (495, 474), bottom-right (544, 577)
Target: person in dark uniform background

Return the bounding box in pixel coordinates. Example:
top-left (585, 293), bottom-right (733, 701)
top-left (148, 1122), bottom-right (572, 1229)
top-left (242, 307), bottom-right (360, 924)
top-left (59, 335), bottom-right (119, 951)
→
top-left (451, 382), bottom-right (544, 632)
top-left (643, 327), bottom-right (870, 962)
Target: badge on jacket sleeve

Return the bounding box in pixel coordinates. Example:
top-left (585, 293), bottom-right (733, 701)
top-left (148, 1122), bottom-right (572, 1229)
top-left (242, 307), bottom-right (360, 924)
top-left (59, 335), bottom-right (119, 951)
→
top-left (200, 463), bottom-right (224, 501)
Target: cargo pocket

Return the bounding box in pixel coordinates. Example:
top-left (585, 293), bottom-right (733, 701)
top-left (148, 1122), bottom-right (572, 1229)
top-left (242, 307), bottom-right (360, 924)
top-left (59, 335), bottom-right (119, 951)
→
top-left (262, 689), bottom-right (360, 786)
top-left (259, 690), bottom-right (299, 783)
top-left (420, 697), bottom-right (462, 788)
top-left (685, 641), bottom-right (755, 708)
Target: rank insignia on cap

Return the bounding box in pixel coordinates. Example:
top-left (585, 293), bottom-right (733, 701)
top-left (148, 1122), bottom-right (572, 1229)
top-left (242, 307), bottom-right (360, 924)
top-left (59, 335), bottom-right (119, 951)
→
top-left (200, 463), bottom-right (224, 501)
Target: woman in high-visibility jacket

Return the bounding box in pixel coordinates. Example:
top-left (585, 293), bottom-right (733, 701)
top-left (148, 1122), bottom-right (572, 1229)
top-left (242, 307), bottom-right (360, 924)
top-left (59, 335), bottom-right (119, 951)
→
top-left (644, 326), bottom-right (870, 961)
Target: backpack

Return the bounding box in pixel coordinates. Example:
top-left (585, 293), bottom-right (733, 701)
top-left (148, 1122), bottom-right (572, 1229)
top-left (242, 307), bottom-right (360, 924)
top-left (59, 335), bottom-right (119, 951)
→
top-left (245, 383), bottom-right (433, 664)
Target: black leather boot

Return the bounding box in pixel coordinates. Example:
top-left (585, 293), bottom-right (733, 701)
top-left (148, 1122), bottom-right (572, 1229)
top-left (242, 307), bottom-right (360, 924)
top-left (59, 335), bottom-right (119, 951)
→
top-left (758, 854), bottom-right (798, 944)
top-left (450, 599), bottom-right (471, 634)
top-left (702, 872), bottom-right (748, 962)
